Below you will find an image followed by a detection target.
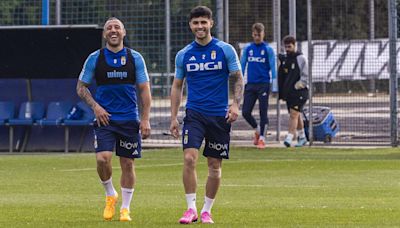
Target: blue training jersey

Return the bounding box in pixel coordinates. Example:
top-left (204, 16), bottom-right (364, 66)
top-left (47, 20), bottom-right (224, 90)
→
top-left (78, 47), bottom-right (149, 121)
top-left (175, 38), bottom-right (241, 116)
top-left (241, 42), bottom-right (276, 84)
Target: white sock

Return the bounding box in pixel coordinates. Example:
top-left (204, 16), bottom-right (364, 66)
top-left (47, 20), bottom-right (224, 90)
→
top-left (263, 124), bottom-right (268, 137)
top-left (297, 129), bottom-right (305, 139)
top-left (121, 187), bottom-right (134, 210)
top-left (101, 178), bottom-right (117, 197)
top-left (201, 196), bottom-right (215, 214)
top-left (259, 136), bottom-right (265, 141)
top-left (185, 193), bottom-right (197, 211)
top-left (286, 133), bottom-right (294, 141)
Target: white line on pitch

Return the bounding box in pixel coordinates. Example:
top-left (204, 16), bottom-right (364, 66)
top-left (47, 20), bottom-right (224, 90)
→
top-left (59, 159), bottom-right (278, 172)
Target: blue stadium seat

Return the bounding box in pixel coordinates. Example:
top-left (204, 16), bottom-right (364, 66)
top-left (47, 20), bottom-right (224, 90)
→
top-left (63, 102), bottom-right (95, 126)
top-left (8, 102), bottom-right (45, 126)
top-left (8, 102), bottom-right (45, 153)
top-left (0, 101), bottom-right (15, 125)
top-left (39, 102), bottom-right (73, 126)
top-left (63, 102), bottom-right (95, 153)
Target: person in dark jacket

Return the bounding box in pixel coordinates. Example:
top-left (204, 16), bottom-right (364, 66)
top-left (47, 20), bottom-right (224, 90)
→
top-left (278, 35), bottom-right (309, 147)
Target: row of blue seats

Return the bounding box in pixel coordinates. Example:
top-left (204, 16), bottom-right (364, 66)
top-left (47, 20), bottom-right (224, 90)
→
top-left (0, 101), bottom-right (95, 152)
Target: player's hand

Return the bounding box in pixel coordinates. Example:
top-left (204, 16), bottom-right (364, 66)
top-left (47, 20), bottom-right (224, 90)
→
top-left (140, 119), bottom-right (151, 139)
top-left (94, 104), bottom-right (111, 126)
top-left (226, 103), bottom-right (239, 123)
top-left (169, 118), bottom-right (180, 139)
top-left (294, 81), bottom-right (306, 90)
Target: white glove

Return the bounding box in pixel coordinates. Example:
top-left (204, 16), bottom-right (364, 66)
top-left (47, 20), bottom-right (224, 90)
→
top-left (294, 80), bottom-right (306, 90)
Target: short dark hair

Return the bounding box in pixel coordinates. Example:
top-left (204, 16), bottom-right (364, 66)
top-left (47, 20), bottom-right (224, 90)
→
top-left (252, 23), bottom-right (265, 33)
top-left (189, 6), bottom-right (213, 20)
top-left (283, 35), bottom-right (296, 45)
top-left (103, 17), bottom-right (125, 29)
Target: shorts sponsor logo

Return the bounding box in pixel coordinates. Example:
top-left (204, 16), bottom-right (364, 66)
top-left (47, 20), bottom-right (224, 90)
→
top-left (248, 57), bottom-right (266, 63)
top-left (94, 135), bottom-right (98, 149)
top-left (120, 140), bottom-right (139, 150)
top-left (183, 130), bottom-right (189, 145)
top-left (208, 141), bottom-right (228, 151)
top-left (186, 61), bottom-right (223, 72)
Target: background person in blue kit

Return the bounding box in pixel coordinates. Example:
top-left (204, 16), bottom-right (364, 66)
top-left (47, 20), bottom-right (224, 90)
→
top-left (76, 17), bottom-right (151, 222)
top-left (278, 35), bottom-right (309, 147)
top-left (169, 6), bottom-right (244, 224)
top-left (240, 22), bottom-right (277, 149)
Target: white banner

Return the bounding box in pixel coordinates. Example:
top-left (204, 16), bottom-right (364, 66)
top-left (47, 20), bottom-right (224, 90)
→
top-left (239, 39), bottom-right (400, 82)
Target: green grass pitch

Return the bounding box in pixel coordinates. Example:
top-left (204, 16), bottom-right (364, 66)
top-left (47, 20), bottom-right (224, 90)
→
top-left (1, 147), bottom-right (400, 227)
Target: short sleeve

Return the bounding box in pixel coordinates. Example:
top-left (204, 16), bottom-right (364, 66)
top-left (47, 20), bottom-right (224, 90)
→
top-left (175, 50), bottom-right (185, 79)
top-left (130, 50), bottom-right (150, 84)
top-left (78, 51), bottom-right (99, 84)
top-left (220, 43), bottom-right (241, 73)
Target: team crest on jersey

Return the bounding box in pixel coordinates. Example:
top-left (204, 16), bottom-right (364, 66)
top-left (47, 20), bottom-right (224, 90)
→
top-left (249, 50), bottom-right (253, 56)
top-left (291, 63), bottom-right (295, 69)
top-left (261, 50), bottom-right (265, 55)
top-left (121, 56), bottom-right (126, 65)
top-left (211, 50), bottom-right (216, 60)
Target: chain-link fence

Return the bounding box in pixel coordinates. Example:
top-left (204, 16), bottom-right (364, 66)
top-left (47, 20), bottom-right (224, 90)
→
top-left (307, 0), bottom-right (391, 145)
top-left (0, 0), bottom-right (398, 146)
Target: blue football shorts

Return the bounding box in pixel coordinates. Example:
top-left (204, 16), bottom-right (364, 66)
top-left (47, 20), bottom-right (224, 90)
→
top-left (182, 109), bottom-right (231, 159)
top-left (93, 120), bottom-right (141, 158)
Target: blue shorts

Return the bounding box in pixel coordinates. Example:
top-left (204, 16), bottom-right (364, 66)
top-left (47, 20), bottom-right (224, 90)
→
top-left (93, 120), bottom-right (141, 158)
top-left (182, 109), bottom-right (231, 159)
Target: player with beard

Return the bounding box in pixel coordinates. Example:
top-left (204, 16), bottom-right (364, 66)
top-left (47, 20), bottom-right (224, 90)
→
top-left (170, 6), bottom-right (244, 224)
top-left (77, 17), bottom-right (151, 222)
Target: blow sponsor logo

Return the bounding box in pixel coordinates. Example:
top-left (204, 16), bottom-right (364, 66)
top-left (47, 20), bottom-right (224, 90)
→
top-left (186, 61), bottom-right (223, 72)
top-left (120, 140), bottom-right (139, 150)
top-left (208, 141), bottom-right (228, 151)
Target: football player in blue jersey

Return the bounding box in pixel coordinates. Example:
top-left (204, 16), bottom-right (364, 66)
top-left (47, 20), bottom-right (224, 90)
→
top-left (240, 23), bottom-right (277, 149)
top-left (76, 17), bottom-right (151, 222)
top-left (170, 6), bottom-right (244, 224)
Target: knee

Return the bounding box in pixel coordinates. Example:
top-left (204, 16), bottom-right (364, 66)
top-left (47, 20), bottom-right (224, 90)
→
top-left (184, 153), bottom-right (197, 168)
top-left (96, 156), bottom-right (111, 167)
top-left (208, 167), bottom-right (222, 178)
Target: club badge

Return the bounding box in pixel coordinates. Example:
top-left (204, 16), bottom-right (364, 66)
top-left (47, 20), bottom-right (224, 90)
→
top-left (121, 56), bottom-right (126, 65)
top-left (211, 50), bottom-right (216, 60)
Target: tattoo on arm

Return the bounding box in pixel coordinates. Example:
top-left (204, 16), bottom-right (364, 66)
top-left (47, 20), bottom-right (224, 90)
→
top-left (230, 71), bottom-right (244, 106)
top-left (76, 81), bottom-right (98, 109)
